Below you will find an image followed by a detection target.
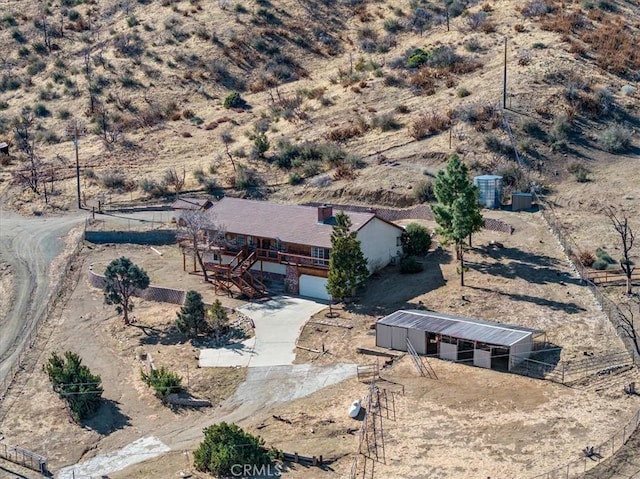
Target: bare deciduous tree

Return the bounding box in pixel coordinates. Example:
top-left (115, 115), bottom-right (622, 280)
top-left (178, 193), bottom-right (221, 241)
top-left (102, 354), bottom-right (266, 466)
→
top-left (13, 108), bottom-right (43, 194)
top-left (616, 301), bottom-right (640, 357)
top-left (220, 131), bottom-right (236, 172)
top-left (605, 207), bottom-right (636, 295)
top-left (163, 167), bottom-right (186, 196)
top-left (179, 210), bottom-right (212, 283)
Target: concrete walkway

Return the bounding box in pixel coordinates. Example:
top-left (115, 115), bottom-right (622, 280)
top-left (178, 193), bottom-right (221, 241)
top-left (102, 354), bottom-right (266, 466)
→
top-left (199, 296), bottom-right (326, 368)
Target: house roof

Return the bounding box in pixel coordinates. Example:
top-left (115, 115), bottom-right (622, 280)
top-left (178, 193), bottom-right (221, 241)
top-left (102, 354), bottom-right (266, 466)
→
top-left (171, 197), bottom-right (213, 210)
top-left (377, 310), bottom-right (544, 347)
top-left (205, 197), bottom-right (401, 248)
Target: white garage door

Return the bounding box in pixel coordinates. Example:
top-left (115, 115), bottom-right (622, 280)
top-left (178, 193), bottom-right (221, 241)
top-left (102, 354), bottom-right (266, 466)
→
top-left (299, 275), bottom-right (330, 300)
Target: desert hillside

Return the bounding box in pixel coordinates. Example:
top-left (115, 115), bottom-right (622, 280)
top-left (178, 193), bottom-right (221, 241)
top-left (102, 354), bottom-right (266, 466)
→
top-left (0, 0), bottom-right (637, 219)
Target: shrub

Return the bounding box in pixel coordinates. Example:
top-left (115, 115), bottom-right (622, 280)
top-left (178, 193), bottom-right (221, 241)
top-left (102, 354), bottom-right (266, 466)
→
top-left (457, 87), bottom-right (471, 98)
top-left (288, 172), bottom-right (303, 185)
top-left (193, 422), bottom-right (281, 476)
top-left (599, 124), bottom-right (632, 153)
top-left (68, 9), bottom-right (80, 20)
top-left (465, 11), bottom-right (488, 31)
top-left (141, 367), bottom-right (182, 399)
top-left (402, 223), bottom-right (432, 256)
top-left (521, 119), bottom-right (545, 139)
top-left (567, 162), bottom-right (589, 182)
top-left (371, 113), bottom-right (401, 132)
top-left (400, 256), bottom-right (424, 274)
top-left (45, 351), bottom-right (103, 421)
top-left (223, 91), bottom-right (245, 109)
top-left (414, 179), bottom-right (434, 203)
top-left (33, 103), bottom-right (51, 117)
top-left (595, 247), bottom-right (616, 265)
top-left (101, 171), bottom-right (127, 189)
top-left (409, 112), bottom-right (450, 140)
top-left (235, 165), bottom-right (259, 189)
top-left (464, 37), bottom-right (482, 52)
top-left (578, 251), bottom-right (596, 267)
top-left (550, 114), bottom-right (572, 142)
top-left (521, 0), bottom-right (552, 17)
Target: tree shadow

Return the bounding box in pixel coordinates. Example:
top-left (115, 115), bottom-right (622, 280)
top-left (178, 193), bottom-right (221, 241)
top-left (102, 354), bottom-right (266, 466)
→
top-left (347, 248), bottom-right (451, 316)
top-left (468, 284), bottom-right (586, 314)
top-left (133, 323), bottom-right (185, 346)
top-left (83, 398), bottom-right (131, 435)
top-left (469, 244), bottom-right (581, 286)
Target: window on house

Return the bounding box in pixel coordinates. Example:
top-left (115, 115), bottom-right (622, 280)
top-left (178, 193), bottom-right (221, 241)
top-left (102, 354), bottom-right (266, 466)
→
top-left (236, 235), bottom-right (246, 246)
top-left (311, 247), bottom-right (330, 265)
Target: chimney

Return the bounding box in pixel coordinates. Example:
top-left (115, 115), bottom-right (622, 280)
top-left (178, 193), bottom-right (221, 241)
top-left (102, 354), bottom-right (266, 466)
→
top-left (317, 204), bottom-right (333, 223)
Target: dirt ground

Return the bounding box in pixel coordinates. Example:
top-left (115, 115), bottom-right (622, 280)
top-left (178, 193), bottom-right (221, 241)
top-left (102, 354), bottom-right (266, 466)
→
top-left (0, 243), bottom-right (248, 472)
top-left (1, 208), bottom-right (639, 478)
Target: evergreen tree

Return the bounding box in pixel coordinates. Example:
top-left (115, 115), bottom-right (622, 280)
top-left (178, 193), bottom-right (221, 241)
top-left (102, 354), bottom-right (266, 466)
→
top-left (193, 422), bottom-right (281, 476)
top-left (175, 290), bottom-right (207, 338)
top-left (103, 256), bottom-right (150, 324)
top-left (207, 299), bottom-right (229, 343)
top-left (432, 155), bottom-right (484, 286)
top-left (45, 351), bottom-right (103, 421)
top-left (326, 212), bottom-right (369, 301)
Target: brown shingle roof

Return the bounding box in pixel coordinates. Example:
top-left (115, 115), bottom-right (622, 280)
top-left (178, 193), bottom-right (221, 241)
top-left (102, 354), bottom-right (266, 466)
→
top-left (205, 197), bottom-right (388, 248)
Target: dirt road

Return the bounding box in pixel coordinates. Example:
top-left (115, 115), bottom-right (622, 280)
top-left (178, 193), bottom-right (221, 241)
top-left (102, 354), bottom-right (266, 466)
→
top-left (0, 206), bottom-right (87, 386)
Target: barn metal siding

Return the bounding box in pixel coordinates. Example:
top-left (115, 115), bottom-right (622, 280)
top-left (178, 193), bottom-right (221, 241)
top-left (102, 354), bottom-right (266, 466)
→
top-left (407, 328), bottom-right (427, 354)
top-left (391, 327), bottom-right (408, 351)
top-left (376, 324), bottom-right (393, 349)
top-left (509, 335), bottom-right (533, 370)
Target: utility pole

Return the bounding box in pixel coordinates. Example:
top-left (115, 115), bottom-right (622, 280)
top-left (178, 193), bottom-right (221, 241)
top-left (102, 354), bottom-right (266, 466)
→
top-left (503, 37), bottom-right (508, 109)
top-left (65, 119), bottom-right (86, 209)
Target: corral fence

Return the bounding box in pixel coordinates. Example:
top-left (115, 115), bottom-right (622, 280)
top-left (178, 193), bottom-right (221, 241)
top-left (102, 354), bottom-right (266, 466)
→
top-left (529, 409), bottom-right (640, 479)
top-left (533, 191), bottom-right (639, 360)
top-left (515, 351), bottom-right (635, 385)
top-left (0, 224), bottom-right (85, 409)
top-left (498, 110), bottom-right (640, 479)
top-left (0, 442), bottom-right (48, 474)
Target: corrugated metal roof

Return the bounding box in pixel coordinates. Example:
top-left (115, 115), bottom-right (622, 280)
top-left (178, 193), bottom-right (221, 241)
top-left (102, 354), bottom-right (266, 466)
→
top-left (204, 197), bottom-right (401, 248)
top-left (171, 198), bottom-right (213, 210)
top-left (377, 310), bottom-right (543, 347)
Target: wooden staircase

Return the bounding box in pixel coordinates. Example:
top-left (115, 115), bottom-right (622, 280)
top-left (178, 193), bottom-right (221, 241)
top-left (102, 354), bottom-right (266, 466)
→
top-left (210, 250), bottom-right (266, 299)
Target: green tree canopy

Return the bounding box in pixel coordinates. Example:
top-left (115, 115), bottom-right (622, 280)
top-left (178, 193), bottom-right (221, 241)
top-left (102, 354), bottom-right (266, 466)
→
top-left (175, 290), bottom-right (207, 338)
top-left (402, 223), bottom-right (432, 256)
top-left (193, 422), bottom-right (281, 476)
top-left (326, 211), bottom-right (369, 301)
top-left (432, 155), bottom-right (484, 286)
top-left (45, 351), bottom-right (103, 421)
top-left (103, 256), bottom-right (150, 325)
top-left (208, 299), bottom-right (229, 342)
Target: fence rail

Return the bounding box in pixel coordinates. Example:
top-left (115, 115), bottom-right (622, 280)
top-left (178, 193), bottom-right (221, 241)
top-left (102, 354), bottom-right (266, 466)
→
top-left (0, 439), bottom-right (48, 474)
top-left (500, 109), bottom-right (640, 479)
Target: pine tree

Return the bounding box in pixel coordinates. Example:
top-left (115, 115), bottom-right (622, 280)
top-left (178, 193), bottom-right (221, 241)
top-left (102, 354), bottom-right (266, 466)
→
top-left (175, 290), bottom-right (207, 338)
top-left (103, 256), bottom-right (150, 324)
top-left (207, 299), bottom-right (229, 343)
top-left (432, 155), bottom-right (484, 286)
top-left (326, 212), bottom-right (369, 301)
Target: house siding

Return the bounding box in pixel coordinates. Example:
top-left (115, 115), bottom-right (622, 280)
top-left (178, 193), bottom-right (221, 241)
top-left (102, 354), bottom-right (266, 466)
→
top-left (357, 218), bottom-right (403, 273)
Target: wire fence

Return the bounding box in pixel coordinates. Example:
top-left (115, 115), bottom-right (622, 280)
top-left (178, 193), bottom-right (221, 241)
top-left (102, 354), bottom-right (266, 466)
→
top-left (0, 225), bottom-right (85, 414)
top-left (530, 409), bottom-right (640, 479)
top-left (500, 108), bottom-right (640, 479)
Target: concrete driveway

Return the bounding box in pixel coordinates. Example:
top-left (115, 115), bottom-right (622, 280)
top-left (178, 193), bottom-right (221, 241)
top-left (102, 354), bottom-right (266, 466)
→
top-left (199, 296), bottom-right (326, 368)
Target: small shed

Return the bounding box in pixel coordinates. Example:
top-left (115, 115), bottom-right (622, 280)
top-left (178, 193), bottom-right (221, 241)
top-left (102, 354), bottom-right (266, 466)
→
top-left (171, 197), bottom-right (213, 211)
top-left (0, 142), bottom-right (8, 155)
top-left (474, 175), bottom-right (503, 209)
top-left (511, 192), bottom-right (533, 212)
top-left (376, 310), bottom-right (545, 371)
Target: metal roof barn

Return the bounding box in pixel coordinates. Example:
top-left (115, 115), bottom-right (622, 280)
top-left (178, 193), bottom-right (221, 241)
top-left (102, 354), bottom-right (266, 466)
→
top-left (376, 310), bottom-right (545, 371)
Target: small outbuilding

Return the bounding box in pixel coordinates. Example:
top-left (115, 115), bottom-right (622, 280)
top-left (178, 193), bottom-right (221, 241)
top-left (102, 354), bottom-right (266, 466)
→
top-left (0, 142), bottom-right (8, 155)
top-left (376, 310), bottom-right (545, 371)
top-left (474, 175), bottom-right (503, 209)
top-left (511, 192), bottom-right (533, 212)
